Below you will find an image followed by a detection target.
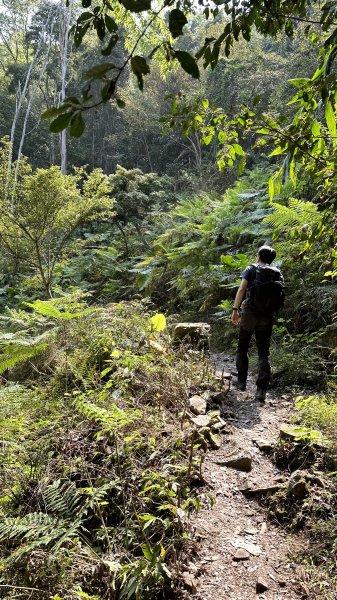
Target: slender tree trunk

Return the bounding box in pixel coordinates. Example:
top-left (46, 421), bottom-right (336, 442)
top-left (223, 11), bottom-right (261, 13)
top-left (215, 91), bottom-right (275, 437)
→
top-left (13, 40), bottom-right (53, 189)
top-left (59, 0), bottom-right (73, 176)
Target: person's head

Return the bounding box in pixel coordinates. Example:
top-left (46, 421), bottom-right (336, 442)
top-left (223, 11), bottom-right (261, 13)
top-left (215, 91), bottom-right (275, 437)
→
top-left (257, 245), bottom-right (276, 264)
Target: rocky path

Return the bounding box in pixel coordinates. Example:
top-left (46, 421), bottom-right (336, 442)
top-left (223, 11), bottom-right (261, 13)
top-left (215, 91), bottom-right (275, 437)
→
top-left (183, 353), bottom-right (307, 600)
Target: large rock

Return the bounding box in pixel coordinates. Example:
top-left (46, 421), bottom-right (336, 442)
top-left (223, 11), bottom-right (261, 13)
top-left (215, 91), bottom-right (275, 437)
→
top-left (240, 481), bottom-right (285, 496)
top-left (220, 454), bottom-right (252, 472)
top-left (233, 548), bottom-right (250, 561)
top-left (191, 415), bottom-right (211, 428)
top-left (287, 470), bottom-right (308, 499)
top-left (188, 395), bottom-right (207, 415)
top-left (279, 424), bottom-right (300, 441)
top-left (198, 427), bottom-right (222, 450)
top-left (253, 438), bottom-right (274, 453)
top-left (256, 577), bottom-right (269, 593)
top-left (173, 322), bottom-right (210, 351)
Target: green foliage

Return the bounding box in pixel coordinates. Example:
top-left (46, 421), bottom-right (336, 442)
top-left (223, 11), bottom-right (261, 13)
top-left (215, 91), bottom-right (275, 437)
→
top-left (0, 141), bottom-right (114, 298)
top-left (296, 393), bottom-right (337, 453)
top-left (0, 299), bottom-right (217, 598)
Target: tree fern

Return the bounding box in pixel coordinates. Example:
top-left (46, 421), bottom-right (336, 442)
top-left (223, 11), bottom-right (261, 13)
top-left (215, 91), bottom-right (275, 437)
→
top-left (264, 198), bottom-right (320, 235)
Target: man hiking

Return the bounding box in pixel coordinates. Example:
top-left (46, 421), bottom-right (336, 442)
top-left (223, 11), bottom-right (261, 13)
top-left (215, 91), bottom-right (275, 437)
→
top-left (231, 245), bottom-right (284, 402)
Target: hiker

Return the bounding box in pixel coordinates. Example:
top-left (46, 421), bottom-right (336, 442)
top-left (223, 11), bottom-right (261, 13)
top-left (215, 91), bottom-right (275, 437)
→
top-left (231, 245), bottom-right (284, 402)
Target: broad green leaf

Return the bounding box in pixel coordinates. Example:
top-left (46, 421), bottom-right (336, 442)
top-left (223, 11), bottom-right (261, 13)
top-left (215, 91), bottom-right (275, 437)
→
top-left (289, 157), bottom-right (296, 186)
top-left (311, 119), bottom-right (320, 137)
top-left (84, 63), bottom-right (115, 80)
top-left (288, 77), bottom-right (310, 88)
top-left (325, 100), bottom-right (337, 138)
top-left (269, 175), bottom-right (275, 200)
top-left (149, 313), bottom-right (166, 332)
top-left (69, 112), bottom-right (85, 138)
top-left (94, 15), bottom-right (105, 40)
top-left (203, 133), bottom-right (213, 145)
top-left (237, 156), bottom-right (246, 175)
top-left (131, 55), bottom-right (150, 90)
top-left (218, 131), bottom-right (226, 143)
top-left (141, 543), bottom-right (153, 561)
top-left (169, 9), bottom-right (188, 39)
top-left (101, 367), bottom-right (112, 377)
top-left (174, 51), bottom-right (200, 79)
top-left (269, 146), bottom-right (286, 157)
top-left (232, 143), bottom-right (245, 156)
top-left (50, 112), bottom-right (72, 133)
top-left (42, 106), bottom-right (66, 120)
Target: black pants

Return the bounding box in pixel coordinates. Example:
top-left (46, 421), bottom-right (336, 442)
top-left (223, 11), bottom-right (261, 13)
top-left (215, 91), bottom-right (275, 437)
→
top-left (236, 306), bottom-right (273, 390)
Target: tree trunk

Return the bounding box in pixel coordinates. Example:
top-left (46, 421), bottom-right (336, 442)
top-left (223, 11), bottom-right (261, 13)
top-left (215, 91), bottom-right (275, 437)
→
top-left (59, 0), bottom-right (73, 176)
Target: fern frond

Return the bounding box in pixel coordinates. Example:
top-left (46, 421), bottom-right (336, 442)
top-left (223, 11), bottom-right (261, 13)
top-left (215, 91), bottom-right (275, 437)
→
top-left (0, 343), bottom-right (47, 374)
top-left (25, 299), bottom-right (97, 321)
top-left (44, 480), bottom-right (82, 517)
top-left (74, 397), bottom-right (141, 430)
top-left (264, 198), bottom-right (319, 234)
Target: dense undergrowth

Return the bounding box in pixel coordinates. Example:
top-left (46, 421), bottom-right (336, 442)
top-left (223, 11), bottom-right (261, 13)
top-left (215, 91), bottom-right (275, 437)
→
top-left (264, 391), bottom-right (337, 598)
top-left (0, 295), bottom-right (219, 600)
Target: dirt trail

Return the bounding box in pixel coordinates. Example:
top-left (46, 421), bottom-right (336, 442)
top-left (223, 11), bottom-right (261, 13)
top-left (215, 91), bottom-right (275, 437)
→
top-left (185, 352), bottom-right (306, 600)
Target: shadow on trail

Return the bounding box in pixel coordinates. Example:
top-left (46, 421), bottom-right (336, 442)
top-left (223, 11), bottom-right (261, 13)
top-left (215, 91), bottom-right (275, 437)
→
top-left (211, 352), bottom-right (264, 430)
top-left (220, 389), bottom-right (263, 430)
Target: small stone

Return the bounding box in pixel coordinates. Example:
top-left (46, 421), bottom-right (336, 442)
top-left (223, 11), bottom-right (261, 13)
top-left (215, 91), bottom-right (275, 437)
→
top-left (209, 432), bottom-right (221, 450)
top-left (242, 482), bottom-right (285, 496)
top-left (188, 395), bottom-right (207, 415)
top-left (254, 438), bottom-right (274, 453)
top-left (221, 455), bottom-right (252, 472)
top-left (233, 548), bottom-right (250, 561)
top-left (244, 526), bottom-right (258, 535)
top-left (287, 471), bottom-right (308, 499)
top-left (222, 371), bottom-right (232, 379)
top-left (256, 576), bottom-right (269, 593)
top-left (238, 541), bottom-right (261, 556)
top-left (208, 409), bottom-right (221, 419)
top-left (207, 390), bottom-right (227, 403)
top-left (198, 427), bottom-right (221, 450)
top-left (181, 571), bottom-right (197, 594)
top-left (279, 424), bottom-right (301, 441)
top-left (260, 522), bottom-right (268, 535)
top-left (191, 415), bottom-right (211, 428)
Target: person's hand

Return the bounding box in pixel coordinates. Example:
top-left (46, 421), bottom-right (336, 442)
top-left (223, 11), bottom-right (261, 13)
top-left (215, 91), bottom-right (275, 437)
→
top-left (231, 310), bottom-right (240, 326)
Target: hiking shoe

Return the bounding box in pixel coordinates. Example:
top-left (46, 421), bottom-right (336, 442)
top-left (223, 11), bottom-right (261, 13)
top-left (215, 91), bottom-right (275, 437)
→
top-left (236, 380), bottom-right (247, 391)
top-left (255, 387), bottom-right (266, 402)
top-left (232, 377), bottom-right (246, 392)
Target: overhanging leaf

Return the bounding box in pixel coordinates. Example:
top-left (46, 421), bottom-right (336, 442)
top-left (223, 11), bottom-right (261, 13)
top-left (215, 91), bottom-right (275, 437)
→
top-left (174, 51), bottom-right (200, 79)
top-left (69, 112), bottom-right (85, 138)
top-left (325, 100), bottom-right (337, 138)
top-left (131, 55), bottom-right (150, 90)
top-left (169, 9), bottom-right (187, 39)
top-left (119, 0), bottom-right (151, 13)
top-left (84, 63), bottom-right (115, 80)
top-left (50, 112), bottom-right (73, 133)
